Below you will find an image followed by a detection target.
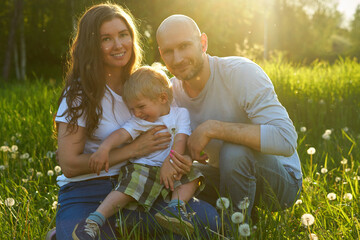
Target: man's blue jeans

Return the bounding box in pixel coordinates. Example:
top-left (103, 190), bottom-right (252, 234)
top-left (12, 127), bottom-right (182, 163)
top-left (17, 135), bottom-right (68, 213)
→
top-left (56, 177), bottom-right (219, 239)
top-left (194, 143), bottom-right (302, 218)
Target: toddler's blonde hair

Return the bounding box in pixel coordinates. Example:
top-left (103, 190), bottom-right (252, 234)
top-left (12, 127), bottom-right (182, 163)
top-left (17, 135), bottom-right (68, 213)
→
top-left (123, 64), bottom-right (173, 105)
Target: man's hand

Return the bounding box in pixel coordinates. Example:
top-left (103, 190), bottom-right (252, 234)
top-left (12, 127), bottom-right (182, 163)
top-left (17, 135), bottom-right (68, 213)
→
top-left (187, 121), bottom-right (212, 163)
top-left (89, 148), bottom-right (110, 175)
top-left (160, 158), bottom-right (178, 191)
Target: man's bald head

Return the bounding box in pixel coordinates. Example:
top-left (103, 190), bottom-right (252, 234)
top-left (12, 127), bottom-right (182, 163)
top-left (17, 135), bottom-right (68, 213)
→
top-left (156, 14), bottom-right (201, 40)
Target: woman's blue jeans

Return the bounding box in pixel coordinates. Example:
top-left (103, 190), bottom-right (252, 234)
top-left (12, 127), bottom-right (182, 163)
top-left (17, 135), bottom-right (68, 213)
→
top-left (194, 143), bottom-right (302, 218)
top-left (56, 177), bottom-right (219, 239)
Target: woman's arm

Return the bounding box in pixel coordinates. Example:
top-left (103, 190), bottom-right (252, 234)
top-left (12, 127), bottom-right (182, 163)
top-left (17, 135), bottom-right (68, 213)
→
top-left (58, 123), bottom-right (171, 178)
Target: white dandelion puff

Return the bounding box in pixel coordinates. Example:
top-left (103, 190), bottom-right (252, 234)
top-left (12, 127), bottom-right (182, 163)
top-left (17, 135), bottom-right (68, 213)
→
top-left (54, 166), bottom-right (62, 174)
top-left (340, 158), bottom-right (348, 165)
top-left (216, 197), bottom-right (230, 210)
top-left (300, 127), bottom-right (307, 132)
top-left (0, 146), bottom-right (10, 152)
top-left (324, 129), bottom-right (332, 135)
top-left (238, 223), bottom-right (251, 237)
top-left (295, 199), bottom-right (303, 205)
top-left (301, 213), bottom-right (315, 226)
top-left (20, 153), bottom-right (30, 159)
top-left (36, 172), bottom-right (43, 178)
top-left (307, 147), bottom-right (316, 155)
top-left (335, 177), bottom-right (341, 182)
top-left (345, 168), bottom-right (351, 172)
top-left (342, 127), bottom-right (349, 132)
top-left (0, 165), bottom-right (5, 170)
top-left (322, 133), bottom-right (330, 140)
top-left (309, 233), bottom-right (318, 240)
top-left (47, 170), bottom-right (54, 176)
top-left (5, 198), bottom-right (15, 207)
top-left (11, 145), bottom-right (18, 152)
top-left (231, 212), bottom-right (244, 224)
top-left (320, 168), bottom-right (328, 174)
top-left (238, 197), bottom-right (250, 210)
top-left (52, 201), bottom-right (58, 210)
top-left (343, 193), bottom-right (353, 201)
top-left (327, 193), bottom-right (336, 201)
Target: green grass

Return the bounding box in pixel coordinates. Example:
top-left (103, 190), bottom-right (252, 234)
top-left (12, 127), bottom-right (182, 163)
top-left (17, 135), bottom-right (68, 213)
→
top-left (0, 58), bottom-right (359, 239)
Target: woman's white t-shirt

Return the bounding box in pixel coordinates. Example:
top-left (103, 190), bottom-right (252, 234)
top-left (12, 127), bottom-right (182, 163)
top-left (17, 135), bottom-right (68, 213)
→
top-left (55, 86), bottom-right (131, 187)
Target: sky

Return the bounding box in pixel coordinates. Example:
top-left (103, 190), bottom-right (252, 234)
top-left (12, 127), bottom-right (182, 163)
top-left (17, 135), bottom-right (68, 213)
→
top-left (336, 0), bottom-right (360, 28)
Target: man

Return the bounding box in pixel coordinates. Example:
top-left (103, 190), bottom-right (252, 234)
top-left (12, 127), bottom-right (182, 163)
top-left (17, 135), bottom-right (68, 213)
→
top-left (156, 15), bottom-right (302, 218)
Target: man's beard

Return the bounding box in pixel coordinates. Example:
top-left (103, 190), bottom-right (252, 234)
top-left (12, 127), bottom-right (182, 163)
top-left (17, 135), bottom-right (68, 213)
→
top-left (179, 55), bottom-right (204, 81)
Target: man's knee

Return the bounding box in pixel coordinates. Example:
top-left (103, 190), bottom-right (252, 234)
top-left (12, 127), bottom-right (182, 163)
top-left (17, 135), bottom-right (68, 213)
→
top-left (219, 143), bottom-right (255, 177)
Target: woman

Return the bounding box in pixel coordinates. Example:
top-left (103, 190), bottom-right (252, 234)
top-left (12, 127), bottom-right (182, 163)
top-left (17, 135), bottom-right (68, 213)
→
top-left (55, 3), bottom-right (218, 239)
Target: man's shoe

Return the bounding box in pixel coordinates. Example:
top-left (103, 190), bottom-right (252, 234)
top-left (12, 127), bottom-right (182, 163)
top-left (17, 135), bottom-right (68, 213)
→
top-left (155, 205), bottom-right (194, 235)
top-left (72, 218), bottom-right (100, 240)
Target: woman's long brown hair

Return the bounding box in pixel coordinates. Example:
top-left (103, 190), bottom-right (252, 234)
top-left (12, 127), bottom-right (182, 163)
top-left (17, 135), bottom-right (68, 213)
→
top-left (58, 3), bottom-right (142, 139)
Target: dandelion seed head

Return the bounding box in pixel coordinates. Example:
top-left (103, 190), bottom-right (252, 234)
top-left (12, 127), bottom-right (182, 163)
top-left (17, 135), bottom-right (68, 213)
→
top-left (327, 192), bottom-right (336, 201)
top-left (343, 181), bottom-right (348, 185)
top-left (345, 168), bottom-right (351, 172)
top-left (5, 198), bottom-right (15, 207)
top-left (309, 233), bottom-right (318, 240)
top-left (52, 201), bottom-right (58, 210)
top-left (231, 212), bottom-right (244, 224)
top-left (343, 193), bottom-right (353, 201)
top-left (342, 127), bottom-right (349, 132)
top-left (295, 199), bottom-right (303, 205)
top-left (11, 145), bottom-right (18, 152)
top-left (335, 177), bottom-right (341, 182)
top-left (54, 166), bottom-right (61, 173)
top-left (237, 197), bottom-right (250, 210)
top-left (321, 168), bottom-right (328, 174)
top-left (301, 213), bottom-right (315, 226)
top-left (36, 172), bottom-right (43, 177)
top-left (324, 129), bottom-right (332, 135)
top-left (341, 158), bottom-right (348, 165)
top-left (0, 165), bottom-right (5, 170)
top-left (322, 133), bottom-right (330, 140)
top-left (22, 178), bottom-right (28, 183)
top-left (216, 197), bottom-right (230, 210)
top-left (0, 146), bottom-right (10, 152)
top-left (20, 153), bottom-right (30, 159)
top-left (300, 127), bottom-right (307, 132)
top-left (307, 147), bottom-right (316, 155)
top-left (47, 170), bottom-right (54, 176)
top-left (239, 223), bottom-right (251, 237)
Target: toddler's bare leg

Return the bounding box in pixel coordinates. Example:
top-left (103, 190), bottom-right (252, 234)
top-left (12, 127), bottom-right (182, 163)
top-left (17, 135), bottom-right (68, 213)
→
top-left (96, 191), bottom-right (135, 219)
top-left (172, 179), bottom-right (199, 203)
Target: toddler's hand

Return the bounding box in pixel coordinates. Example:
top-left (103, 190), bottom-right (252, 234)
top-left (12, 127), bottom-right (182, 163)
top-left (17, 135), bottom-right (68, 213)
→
top-left (160, 157), bottom-right (178, 191)
top-left (89, 148), bottom-right (109, 175)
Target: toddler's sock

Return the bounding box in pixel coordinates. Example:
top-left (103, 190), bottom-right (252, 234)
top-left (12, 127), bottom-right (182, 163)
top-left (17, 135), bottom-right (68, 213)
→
top-left (88, 211), bottom-right (106, 227)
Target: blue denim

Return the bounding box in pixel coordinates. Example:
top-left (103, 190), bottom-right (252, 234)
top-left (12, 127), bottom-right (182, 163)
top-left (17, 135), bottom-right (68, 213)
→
top-left (194, 143), bottom-right (302, 218)
top-left (56, 177), bottom-right (219, 240)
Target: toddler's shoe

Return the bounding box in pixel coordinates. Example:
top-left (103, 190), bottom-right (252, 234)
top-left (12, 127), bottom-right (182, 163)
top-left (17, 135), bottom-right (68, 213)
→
top-left (155, 205), bottom-right (194, 235)
top-left (72, 218), bottom-right (100, 240)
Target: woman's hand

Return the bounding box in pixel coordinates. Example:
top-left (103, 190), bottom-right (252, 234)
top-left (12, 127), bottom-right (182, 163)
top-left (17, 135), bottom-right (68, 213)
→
top-left (130, 125), bottom-right (171, 158)
top-left (168, 150), bottom-right (195, 179)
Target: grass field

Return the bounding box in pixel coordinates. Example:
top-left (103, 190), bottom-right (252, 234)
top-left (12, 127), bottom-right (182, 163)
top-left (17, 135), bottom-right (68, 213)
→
top-left (0, 58), bottom-right (359, 239)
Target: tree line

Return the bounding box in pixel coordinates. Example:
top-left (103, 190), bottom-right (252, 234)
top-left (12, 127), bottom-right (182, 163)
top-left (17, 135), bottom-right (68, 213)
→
top-left (1, 0), bottom-right (359, 82)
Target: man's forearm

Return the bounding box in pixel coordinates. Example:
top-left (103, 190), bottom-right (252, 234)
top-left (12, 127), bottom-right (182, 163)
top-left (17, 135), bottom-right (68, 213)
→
top-left (207, 120), bottom-right (261, 152)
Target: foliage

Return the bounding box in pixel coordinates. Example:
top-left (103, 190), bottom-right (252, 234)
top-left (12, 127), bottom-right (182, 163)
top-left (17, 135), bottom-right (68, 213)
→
top-left (0, 59), bottom-right (359, 239)
top-left (0, 0), bottom-right (359, 81)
